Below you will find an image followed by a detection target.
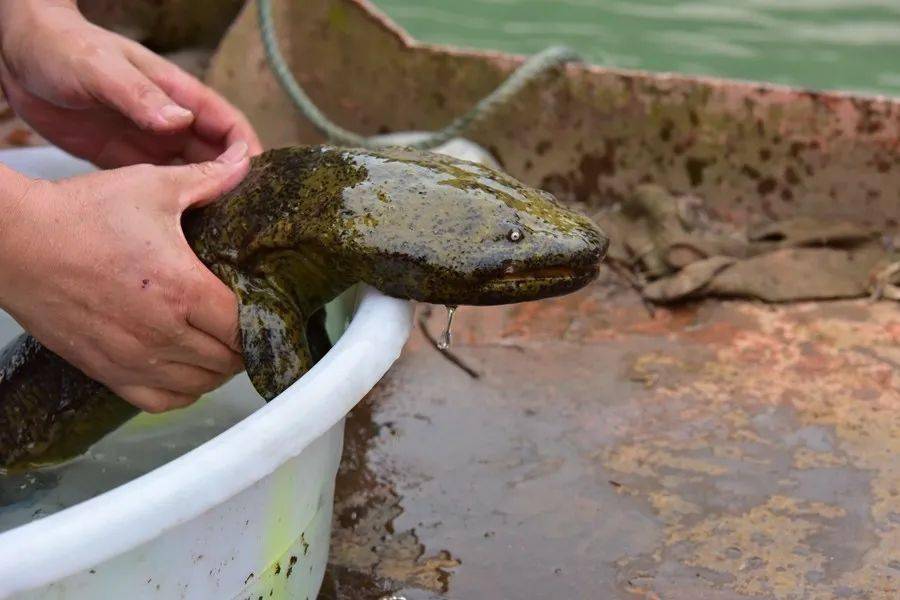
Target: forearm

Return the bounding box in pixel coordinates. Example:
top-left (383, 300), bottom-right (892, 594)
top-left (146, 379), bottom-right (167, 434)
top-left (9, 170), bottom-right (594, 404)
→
top-left (0, 164), bottom-right (35, 231)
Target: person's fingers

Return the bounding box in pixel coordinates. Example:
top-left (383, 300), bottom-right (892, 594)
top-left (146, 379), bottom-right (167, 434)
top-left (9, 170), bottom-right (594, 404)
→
top-left (194, 93), bottom-right (262, 155)
top-left (148, 362), bottom-right (230, 396)
top-left (94, 127), bottom-right (228, 166)
top-left (180, 136), bottom-right (225, 164)
top-left (159, 141), bottom-right (250, 211)
top-left (111, 384), bottom-right (198, 414)
top-left (0, 53), bottom-right (21, 101)
top-left (92, 131), bottom-right (171, 168)
top-left (169, 328), bottom-right (244, 375)
top-left (127, 47), bottom-right (262, 154)
top-left (78, 51), bottom-right (194, 133)
top-left (0, 74), bottom-right (148, 168)
top-left (93, 128), bottom-right (221, 167)
top-left (0, 61), bottom-right (175, 167)
top-left (185, 270), bottom-right (242, 353)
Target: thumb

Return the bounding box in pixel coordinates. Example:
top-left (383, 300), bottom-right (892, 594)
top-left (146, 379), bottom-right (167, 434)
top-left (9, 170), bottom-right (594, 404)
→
top-left (168, 141), bottom-right (251, 210)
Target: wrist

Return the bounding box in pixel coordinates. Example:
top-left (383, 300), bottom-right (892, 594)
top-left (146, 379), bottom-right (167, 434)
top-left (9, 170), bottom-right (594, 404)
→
top-left (0, 0), bottom-right (77, 22)
top-left (0, 165), bottom-right (48, 307)
top-left (0, 0), bottom-right (79, 57)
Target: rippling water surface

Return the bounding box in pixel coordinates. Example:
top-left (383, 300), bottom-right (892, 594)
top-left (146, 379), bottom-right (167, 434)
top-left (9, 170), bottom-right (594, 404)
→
top-left (373, 0), bottom-right (900, 96)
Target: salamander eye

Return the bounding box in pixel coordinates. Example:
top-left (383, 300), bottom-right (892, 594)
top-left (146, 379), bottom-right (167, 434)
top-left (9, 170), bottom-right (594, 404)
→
top-left (507, 227), bottom-right (524, 242)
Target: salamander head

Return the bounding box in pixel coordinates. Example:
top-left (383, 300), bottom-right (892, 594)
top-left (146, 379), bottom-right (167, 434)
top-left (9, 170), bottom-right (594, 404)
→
top-left (331, 147), bottom-right (608, 305)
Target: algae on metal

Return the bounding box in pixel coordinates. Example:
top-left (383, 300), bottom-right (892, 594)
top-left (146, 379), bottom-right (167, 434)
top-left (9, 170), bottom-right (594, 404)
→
top-left (0, 145), bottom-right (607, 470)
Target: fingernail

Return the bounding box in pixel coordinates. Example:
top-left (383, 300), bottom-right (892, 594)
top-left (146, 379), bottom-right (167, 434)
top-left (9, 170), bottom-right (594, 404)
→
top-left (159, 104), bottom-right (193, 123)
top-left (217, 140), bottom-right (248, 164)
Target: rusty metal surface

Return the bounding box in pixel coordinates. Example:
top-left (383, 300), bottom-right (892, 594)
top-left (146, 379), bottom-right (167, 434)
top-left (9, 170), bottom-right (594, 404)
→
top-left (208, 0), bottom-right (900, 229)
top-left (207, 21), bottom-right (900, 593)
top-left (322, 273), bottom-right (899, 599)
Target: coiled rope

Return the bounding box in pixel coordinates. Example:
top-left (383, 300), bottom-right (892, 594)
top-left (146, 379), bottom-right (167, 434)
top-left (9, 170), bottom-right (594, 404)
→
top-left (257, 0), bottom-right (582, 149)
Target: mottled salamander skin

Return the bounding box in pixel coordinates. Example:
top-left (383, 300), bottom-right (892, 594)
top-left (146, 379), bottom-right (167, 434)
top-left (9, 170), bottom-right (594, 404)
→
top-left (0, 146), bottom-right (608, 471)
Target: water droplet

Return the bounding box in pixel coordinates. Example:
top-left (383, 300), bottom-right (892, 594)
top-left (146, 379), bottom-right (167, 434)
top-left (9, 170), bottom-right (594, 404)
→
top-left (437, 305), bottom-right (457, 350)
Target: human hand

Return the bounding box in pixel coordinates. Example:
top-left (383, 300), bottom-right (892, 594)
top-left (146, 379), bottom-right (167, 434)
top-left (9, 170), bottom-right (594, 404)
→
top-left (0, 0), bottom-right (262, 167)
top-left (0, 141), bottom-right (251, 412)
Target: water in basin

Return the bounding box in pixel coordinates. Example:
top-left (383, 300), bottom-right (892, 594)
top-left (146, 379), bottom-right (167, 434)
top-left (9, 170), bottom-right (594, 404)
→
top-left (0, 292), bottom-right (354, 535)
top-left (0, 380), bottom-right (258, 533)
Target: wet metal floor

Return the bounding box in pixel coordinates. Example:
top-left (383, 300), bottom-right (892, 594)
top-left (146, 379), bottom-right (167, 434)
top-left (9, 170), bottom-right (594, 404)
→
top-left (322, 272), bottom-right (899, 599)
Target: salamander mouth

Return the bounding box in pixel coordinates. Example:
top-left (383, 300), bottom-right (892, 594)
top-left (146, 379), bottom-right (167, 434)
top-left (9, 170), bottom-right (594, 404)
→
top-left (496, 264), bottom-right (592, 284)
top-left (468, 261), bottom-right (601, 304)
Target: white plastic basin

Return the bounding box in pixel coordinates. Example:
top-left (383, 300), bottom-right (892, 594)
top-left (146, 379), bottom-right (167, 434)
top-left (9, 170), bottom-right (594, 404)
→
top-left (0, 147), bottom-right (414, 599)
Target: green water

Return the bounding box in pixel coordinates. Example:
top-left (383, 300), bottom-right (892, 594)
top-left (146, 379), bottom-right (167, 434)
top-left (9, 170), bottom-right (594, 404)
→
top-left (371, 0), bottom-right (900, 97)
